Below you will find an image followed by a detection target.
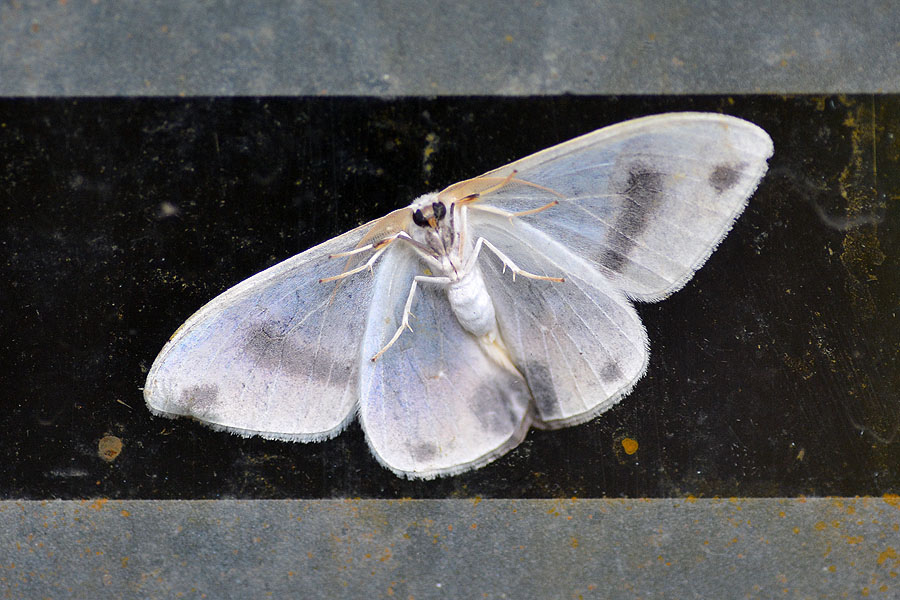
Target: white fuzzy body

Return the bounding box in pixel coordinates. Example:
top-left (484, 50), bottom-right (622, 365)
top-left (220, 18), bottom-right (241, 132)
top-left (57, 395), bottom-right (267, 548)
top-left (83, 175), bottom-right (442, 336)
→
top-left (446, 265), bottom-right (496, 338)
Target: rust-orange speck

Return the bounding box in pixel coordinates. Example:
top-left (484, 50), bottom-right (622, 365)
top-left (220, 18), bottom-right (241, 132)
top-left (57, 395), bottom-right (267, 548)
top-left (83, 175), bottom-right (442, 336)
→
top-left (98, 435), bottom-right (123, 462)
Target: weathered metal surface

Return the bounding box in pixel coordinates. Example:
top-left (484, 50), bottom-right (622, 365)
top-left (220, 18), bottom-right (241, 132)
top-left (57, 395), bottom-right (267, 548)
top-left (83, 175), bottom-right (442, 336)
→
top-left (1, 1), bottom-right (898, 95)
top-left (3, 498), bottom-right (899, 598)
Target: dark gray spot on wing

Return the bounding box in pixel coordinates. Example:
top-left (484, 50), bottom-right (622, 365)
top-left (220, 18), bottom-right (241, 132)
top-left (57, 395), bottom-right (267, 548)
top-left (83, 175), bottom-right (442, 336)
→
top-left (471, 373), bottom-right (528, 435)
top-left (241, 322), bottom-right (287, 364)
top-left (522, 361), bottom-right (561, 421)
top-left (411, 441), bottom-right (439, 463)
top-left (709, 163), bottom-right (745, 194)
top-left (600, 166), bottom-right (665, 273)
top-left (237, 290), bottom-right (313, 368)
top-left (180, 384), bottom-right (219, 413)
top-left (242, 322), bottom-right (307, 371)
top-left (599, 360), bottom-right (624, 383)
top-left (239, 318), bottom-right (355, 388)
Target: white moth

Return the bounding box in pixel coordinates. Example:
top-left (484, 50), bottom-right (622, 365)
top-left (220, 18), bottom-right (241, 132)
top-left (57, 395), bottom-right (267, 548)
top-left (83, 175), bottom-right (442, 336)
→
top-left (144, 112), bottom-right (773, 479)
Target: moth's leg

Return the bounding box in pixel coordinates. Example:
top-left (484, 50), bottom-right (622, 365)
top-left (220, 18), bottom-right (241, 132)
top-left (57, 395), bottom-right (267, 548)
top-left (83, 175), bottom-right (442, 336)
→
top-left (328, 244), bottom-right (380, 259)
top-left (320, 232), bottom-right (411, 283)
top-left (319, 246), bottom-right (388, 283)
top-left (469, 237), bottom-right (565, 283)
top-left (371, 274), bottom-right (451, 362)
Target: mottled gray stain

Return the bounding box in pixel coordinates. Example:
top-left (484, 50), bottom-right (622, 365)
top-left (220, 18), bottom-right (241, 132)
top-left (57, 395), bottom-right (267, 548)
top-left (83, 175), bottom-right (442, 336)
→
top-left (180, 384), bottom-right (220, 412)
top-left (599, 360), bottom-right (623, 383)
top-left (709, 162), bottom-right (745, 194)
top-left (522, 361), bottom-right (561, 421)
top-left (241, 322), bottom-right (284, 364)
top-left (410, 441), bottom-right (439, 463)
top-left (471, 375), bottom-right (529, 435)
top-left (600, 166), bottom-right (665, 273)
top-left (240, 317), bottom-right (356, 387)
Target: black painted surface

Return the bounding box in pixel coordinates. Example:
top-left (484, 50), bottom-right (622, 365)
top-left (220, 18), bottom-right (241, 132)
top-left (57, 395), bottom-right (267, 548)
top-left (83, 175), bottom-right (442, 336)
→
top-left (2, 96), bottom-right (898, 499)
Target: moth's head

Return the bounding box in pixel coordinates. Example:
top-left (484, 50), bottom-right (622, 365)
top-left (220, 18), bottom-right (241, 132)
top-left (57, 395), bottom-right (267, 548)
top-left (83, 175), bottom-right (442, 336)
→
top-left (407, 194), bottom-right (454, 253)
top-left (411, 200), bottom-right (448, 229)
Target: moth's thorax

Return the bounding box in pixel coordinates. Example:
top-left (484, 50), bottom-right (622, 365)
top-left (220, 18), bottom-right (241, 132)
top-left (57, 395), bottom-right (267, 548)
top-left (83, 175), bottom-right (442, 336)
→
top-left (407, 192), bottom-right (495, 337)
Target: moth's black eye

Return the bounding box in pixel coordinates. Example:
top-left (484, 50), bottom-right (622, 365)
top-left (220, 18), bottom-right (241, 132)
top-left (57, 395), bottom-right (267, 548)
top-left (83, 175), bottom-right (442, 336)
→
top-left (412, 209), bottom-right (428, 227)
top-left (432, 202), bottom-right (447, 220)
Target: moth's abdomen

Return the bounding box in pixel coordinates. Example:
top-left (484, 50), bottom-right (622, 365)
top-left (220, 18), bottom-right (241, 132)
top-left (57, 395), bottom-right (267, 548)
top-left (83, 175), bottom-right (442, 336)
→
top-left (447, 265), bottom-right (497, 338)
